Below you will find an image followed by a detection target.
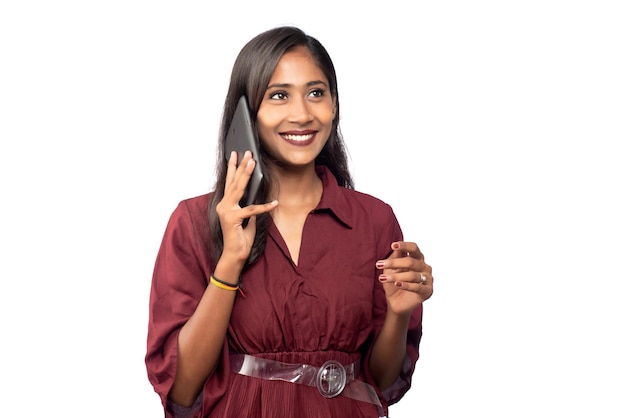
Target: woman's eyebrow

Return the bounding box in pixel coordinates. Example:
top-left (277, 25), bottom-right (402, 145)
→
top-left (266, 80), bottom-right (329, 89)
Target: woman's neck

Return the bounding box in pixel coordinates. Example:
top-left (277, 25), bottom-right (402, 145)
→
top-left (269, 164), bottom-right (322, 207)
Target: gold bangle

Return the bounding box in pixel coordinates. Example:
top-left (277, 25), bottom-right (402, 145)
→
top-left (210, 275), bottom-right (239, 291)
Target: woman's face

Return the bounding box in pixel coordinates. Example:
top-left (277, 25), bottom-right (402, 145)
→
top-left (256, 46), bottom-right (336, 169)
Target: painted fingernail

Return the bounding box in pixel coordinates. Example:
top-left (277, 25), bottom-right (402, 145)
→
top-left (378, 275), bottom-right (388, 282)
top-left (392, 242), bottom-right (400, 250)
top-left (395, 281), bottom-right (403, 288)
top-left (376, 261), bottom-right (385, 269)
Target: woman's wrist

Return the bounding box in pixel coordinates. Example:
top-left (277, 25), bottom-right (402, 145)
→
top-left (213, 254), bottom-right (245, 285)
top-left (384, 309), bottom-right (411, 330)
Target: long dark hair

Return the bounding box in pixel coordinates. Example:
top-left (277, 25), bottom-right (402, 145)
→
top-left (209, 26), bottom-right (353, 268)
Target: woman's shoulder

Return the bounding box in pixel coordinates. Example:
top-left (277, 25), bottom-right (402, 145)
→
top-left (342, 187), bottom-right (393, 211)
top-left (333, 187), bottom-right (400, 231)
top-left (178, 192), bottom-right (214, 210)
top-left (167, 192), bottom-right (215, 225)
top-left (337, 187), bottom-right (403, 244)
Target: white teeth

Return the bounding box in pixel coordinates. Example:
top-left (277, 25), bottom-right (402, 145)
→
top-left (283, 134), bottom-right (313, 142)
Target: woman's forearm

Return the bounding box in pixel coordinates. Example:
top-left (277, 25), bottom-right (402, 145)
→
top-left (168, 259), bottom-right (243, 406)
top-left (369, 310), bottom-right (411, 391)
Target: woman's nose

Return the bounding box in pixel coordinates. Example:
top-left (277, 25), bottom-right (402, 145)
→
top-left (287, 98), bottom-right (313, 124)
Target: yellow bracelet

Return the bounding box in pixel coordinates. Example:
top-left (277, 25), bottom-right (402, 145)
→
top-left (210, 275), bottom-right (239, 291)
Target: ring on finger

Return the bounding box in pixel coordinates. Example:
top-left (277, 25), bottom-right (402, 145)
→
top-left (420, 273), bottom-right (427, 284)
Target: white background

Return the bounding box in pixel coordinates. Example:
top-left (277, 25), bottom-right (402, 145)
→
top-left (1, 1), bottom-right (625, 417)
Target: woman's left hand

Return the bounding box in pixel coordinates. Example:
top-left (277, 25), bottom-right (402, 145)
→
top-left (376, 241), bottom-right (434, 316)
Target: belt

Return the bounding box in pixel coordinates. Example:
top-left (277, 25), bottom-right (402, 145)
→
top-left (230, 353), bottom-right (383, 409)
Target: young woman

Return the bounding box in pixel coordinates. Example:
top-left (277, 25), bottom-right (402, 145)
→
top-left (146, 26), bottom-right (434, 418)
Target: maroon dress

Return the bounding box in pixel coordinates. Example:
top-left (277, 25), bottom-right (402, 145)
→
top-left (146, 166), bottom-right (423, 418)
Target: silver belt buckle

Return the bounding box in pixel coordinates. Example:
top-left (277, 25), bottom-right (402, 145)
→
top-left (316, 360), bottom-right (347, 398)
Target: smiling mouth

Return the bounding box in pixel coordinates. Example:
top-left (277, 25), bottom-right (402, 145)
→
top-left (282, 133), bottom-right (314, 141)
top-left (281, 133), bottom-right (316, 144)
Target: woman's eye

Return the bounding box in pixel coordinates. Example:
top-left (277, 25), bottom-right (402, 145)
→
top-left (269, 92), bottom-right (287, 100)
top-left (309, 89), bottom-right (325, 98)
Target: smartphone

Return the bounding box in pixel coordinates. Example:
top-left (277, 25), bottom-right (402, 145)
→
top-left (224, 95), bottom-right (264, 207)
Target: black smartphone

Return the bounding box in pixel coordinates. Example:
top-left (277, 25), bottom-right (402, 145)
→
top-left (224, 95), bottom-right (264, 207)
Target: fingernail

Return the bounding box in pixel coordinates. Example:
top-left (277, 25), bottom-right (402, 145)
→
top-left (392, 242), bottom-right (400, 250)
top-left (394, 281), bottom-right (403, 288)
top-left (376, 261), bottom-right (385, 269)
top-left (378, 275), bottom-right (388, 282)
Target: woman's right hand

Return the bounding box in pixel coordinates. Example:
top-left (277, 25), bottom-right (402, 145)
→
top-left (172, 150), bottom-right (277, 407)
top-left (215, 151), bottom-right (278, 263)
